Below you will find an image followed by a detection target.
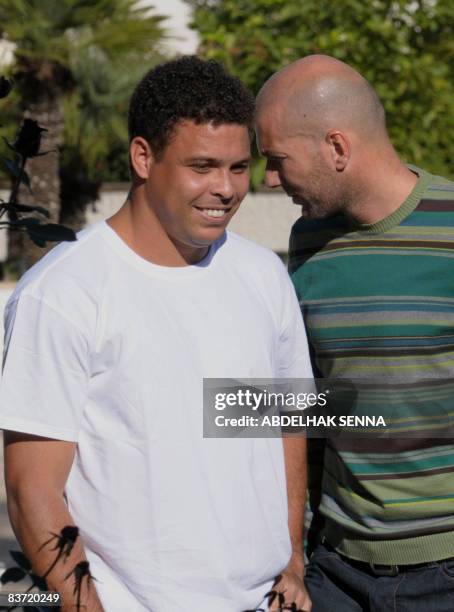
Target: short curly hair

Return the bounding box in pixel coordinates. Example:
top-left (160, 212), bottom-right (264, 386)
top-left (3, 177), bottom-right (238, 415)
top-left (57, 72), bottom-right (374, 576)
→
top-left (128, 56), bottom-right (255, 160)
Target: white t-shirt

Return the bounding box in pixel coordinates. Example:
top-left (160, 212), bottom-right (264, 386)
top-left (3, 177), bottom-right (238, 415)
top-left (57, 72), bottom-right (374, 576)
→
top-left (0, 221), bottom-right (312, 611)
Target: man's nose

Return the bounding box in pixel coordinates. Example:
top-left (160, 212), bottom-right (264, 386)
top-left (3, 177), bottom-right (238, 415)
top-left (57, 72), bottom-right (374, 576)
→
top-left (264, 168), bottom-right (282, 189)
top-left (211, 170), bottom-right (234, 203)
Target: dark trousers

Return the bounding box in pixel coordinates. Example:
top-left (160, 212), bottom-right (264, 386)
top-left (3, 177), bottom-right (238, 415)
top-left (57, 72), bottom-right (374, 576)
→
top-left (305, 542), bottom-right (454, 612)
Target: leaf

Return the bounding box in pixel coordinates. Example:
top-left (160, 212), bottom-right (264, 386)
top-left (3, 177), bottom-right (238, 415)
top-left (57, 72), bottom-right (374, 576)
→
top-left (0, 157), bottom-right (31, 190)
top-left (30, 573), bottom-right (48, 591)
top-left (3, 203), bottom-right (50, 217)
top-left (12, 217), bottom-right (41, 228)
top-left (0, 76), bottom-right (12, 99)
top-left (11, 119), bottom-right (47, 159)
top-left (265, 590), bottom-right (278, 606)
top-left (60, 525), bottom-right (79, 543)
top-left (0, 566), bottom-right (27, 583)
top-left (26, 223), bottom-right (77, 243)
top-left (0, 156), bottom-right (19, 177)
top-left (2, 136), bottom-right (16, 153)
top-left (9, 550), bottom-right (32, 572)
top-left (28, 234), bottom-right (47, 248)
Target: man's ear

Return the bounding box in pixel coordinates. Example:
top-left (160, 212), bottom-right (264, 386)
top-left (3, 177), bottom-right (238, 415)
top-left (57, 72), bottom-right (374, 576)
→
top-left (130, 136), bottom-right (154, 179)
top-left (325, 130), bottom-right (350, 171)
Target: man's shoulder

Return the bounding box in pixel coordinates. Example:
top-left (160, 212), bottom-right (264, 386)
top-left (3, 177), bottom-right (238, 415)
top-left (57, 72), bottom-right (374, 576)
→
top-left (290, 214), bottom-right (348, 240)
top-left (419, 170), bottom-right (454, 205)
top-left (8, 221), bottom-right (108, 320)
top-left (224, 230), bottom-right (286, 270)
top-left (289, 215), bottom-right (349, 272)
top-left (221, 231), bottom-right (294, 296)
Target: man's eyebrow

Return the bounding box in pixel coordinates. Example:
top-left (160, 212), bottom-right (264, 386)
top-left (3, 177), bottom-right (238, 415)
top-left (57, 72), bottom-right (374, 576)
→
top-left (184, 157), bottom-right (252, 164)
top-left (185, 157), bottom-right (220, 164)
top-left (261, 150), bottom-right (284, 157)
top-left (232, 156), bottom-right (252, 165)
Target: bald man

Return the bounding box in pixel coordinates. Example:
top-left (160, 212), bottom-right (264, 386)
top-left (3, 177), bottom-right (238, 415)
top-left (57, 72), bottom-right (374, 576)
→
top-left (256, 55), bottom-right (454, 612)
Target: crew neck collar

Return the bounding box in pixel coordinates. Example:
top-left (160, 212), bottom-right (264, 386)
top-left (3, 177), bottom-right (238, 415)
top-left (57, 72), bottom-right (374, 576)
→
top-left (98, 220), bottom-right (223, 278)
top-left (350, 166), bottom-right (432, 234)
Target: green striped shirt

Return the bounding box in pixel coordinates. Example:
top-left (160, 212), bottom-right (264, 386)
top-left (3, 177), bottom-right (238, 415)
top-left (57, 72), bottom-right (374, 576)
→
top-left (289, 167), bottom-right (454, 564)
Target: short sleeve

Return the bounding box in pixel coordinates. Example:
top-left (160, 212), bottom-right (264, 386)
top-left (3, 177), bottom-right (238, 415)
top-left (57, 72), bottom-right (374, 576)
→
top-left (0, 293), bottom-right (89, 441)
top-left (276, 265), bottom-right (313, 380)
top-left (288, 224), bottom-right (301, 278)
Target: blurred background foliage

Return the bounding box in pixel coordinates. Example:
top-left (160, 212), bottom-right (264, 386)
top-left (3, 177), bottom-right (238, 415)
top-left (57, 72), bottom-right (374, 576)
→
top-left (187, 0), bottom-right (454, 187)
top-left (0, 0), bottom-right (166, 273)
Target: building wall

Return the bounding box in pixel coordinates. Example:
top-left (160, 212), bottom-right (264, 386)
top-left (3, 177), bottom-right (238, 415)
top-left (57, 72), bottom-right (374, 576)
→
top-left (142, 0), bottom-right (199, 55)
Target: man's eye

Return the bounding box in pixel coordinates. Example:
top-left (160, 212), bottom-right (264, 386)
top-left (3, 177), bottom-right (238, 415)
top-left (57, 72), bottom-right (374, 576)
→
top-left (267, 157), bottom-right (283, 170)
top-left (232, 165), bottom-right (249, 174)
top-left (191, 165), bottom-right (211, 173)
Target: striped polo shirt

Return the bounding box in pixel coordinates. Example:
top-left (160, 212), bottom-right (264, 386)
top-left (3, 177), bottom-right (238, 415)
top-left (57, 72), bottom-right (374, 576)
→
top-left (289, 167), bottom-right (454, 564)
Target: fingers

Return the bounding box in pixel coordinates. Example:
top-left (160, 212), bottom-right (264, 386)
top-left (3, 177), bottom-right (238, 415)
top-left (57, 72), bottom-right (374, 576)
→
top-left (266, 569), bottom-right (312, 611)
top-left (268, 588), bottom-right (285, 610)
top-left (296, 589), bottom-right (312, 612)
top-left (299, 591), bottom-right (312, 612)
top-left (268, 585), bottom-right (312, 612)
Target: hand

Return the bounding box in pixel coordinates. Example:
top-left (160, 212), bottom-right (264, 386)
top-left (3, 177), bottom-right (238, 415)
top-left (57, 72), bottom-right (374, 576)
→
top-left (268, 555), bottom-right (312, 612)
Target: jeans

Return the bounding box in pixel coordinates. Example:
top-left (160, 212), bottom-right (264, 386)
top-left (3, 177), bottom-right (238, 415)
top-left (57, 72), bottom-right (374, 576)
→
top-left (305, 542), bottom-right (454, 611)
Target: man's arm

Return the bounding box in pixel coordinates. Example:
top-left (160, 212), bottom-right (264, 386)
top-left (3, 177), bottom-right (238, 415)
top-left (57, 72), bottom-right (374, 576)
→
top-left (269, 435), bottom-right (312, 611)
top-left (4, 431), bottom-right (104, 612)
top-left (268, 253), bottom-right (313, 610)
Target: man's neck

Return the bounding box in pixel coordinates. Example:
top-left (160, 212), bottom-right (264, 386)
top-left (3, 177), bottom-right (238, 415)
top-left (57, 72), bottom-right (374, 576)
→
top-left (107, 196), bottom-right (209, 267)
top-left (345, 161), bottom-right (419, 227)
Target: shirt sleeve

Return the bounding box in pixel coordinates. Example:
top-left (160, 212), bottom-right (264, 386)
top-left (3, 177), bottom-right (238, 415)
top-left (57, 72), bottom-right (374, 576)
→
top-left (0, 292), bottom-right (90, 441)
top-left (276, 264), bottom-right (314, 380)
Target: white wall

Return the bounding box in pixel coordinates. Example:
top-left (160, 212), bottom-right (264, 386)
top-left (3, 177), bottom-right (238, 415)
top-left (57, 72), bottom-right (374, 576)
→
top-left (140, 0), bottom-right (199, 55)
top-left (0, 40), bottom-right (15, 68)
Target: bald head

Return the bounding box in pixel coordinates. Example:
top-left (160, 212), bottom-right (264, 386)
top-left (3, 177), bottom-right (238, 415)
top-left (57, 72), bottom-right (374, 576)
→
top-left (257, 55), bottom-right (386, 141)
top-left (255, 55), bottom-right (414, 224)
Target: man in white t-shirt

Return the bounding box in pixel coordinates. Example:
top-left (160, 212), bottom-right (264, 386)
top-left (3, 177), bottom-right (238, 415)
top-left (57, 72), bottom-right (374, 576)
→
top-left (0, 57), bottom-right (312, 612)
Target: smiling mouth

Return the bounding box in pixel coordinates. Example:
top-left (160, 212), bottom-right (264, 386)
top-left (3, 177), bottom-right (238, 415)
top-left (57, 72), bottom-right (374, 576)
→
top-left (194, 207), bottom-right (231, 218)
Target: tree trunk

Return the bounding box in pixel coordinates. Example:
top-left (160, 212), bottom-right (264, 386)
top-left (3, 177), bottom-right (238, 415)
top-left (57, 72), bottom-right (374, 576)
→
top-left (7, 96), bottom-right (63, 274)
top-left (59, 162), bottom-right (100, 233)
